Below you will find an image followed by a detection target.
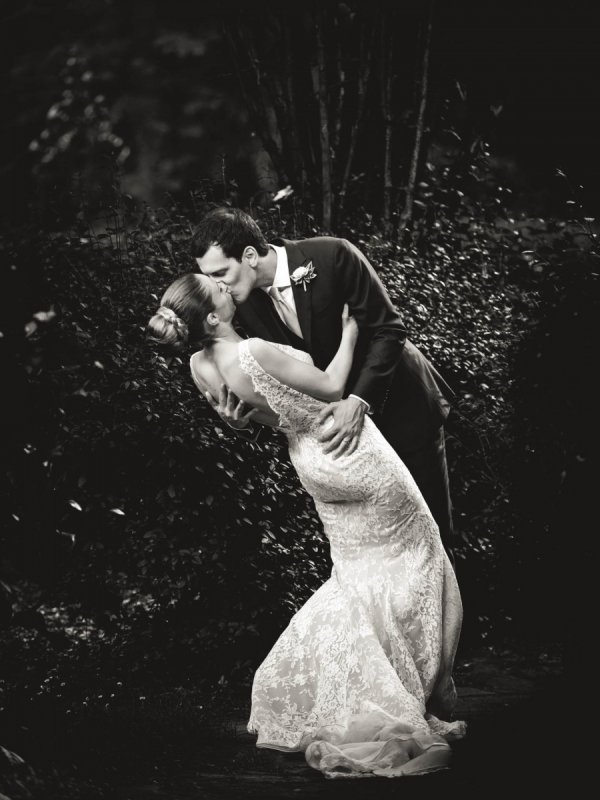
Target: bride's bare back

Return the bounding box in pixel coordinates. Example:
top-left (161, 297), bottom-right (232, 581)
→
top-left (190, 341), bottom-right (280, 427)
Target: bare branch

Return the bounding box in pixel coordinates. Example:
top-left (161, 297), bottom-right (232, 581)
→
top-left (381, 19), bottom-right (393, 236)
top-left (338, 15), bottom-right (376, 219)
top-left (222, 18), bottom-right (284, 180)
top-left (281, 12), bottom-right (307, 188)
top-left (398, 0), bottom-right (434, 235)
top-left (311, 7), bottom-right (332, 230)
top-left (331, 13), bottom-right (345, 158)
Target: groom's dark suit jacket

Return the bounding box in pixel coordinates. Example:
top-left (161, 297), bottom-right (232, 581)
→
top-left (235, 236), bottom-right (454, 453)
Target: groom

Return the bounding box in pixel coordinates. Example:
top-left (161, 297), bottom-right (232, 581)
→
top-left (192, 207), bottom-right (456, 557)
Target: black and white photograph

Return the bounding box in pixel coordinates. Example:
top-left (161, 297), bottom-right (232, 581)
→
top-left (1, 0), bottom-right (596, 796)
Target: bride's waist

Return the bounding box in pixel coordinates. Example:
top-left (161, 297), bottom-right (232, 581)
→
top-left (328, 539), bottom-right (416, 569)
top-left (322, 507), bottom-right (434, 552)
top-left (287, 412), bottom-right (379, 435)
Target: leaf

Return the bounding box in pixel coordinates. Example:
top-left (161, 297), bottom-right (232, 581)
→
top-left (272, 185), bottom-right (294, 203)
top-left (33, 309), bottom-right (56, 322)
top-left (58, 531), bottom-right (76, 548)
top-left (110, 508), bottom-right (125, 516)
top-left (0, 745), bottom-right (25, 768)
top-left (69, 500), bottom-right (83, 511)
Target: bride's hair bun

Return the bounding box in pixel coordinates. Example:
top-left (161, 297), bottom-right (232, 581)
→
top-left (147, 273), bottom-right (218, 354)
top-left (147, 304), bottom-right (189, 352)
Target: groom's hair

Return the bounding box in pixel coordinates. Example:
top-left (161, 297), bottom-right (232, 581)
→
top-left (191, 207), bottom-right (270, 262)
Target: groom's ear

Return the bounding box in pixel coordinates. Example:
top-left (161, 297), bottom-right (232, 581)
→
top-left (242, 246), bottom-right (259, 268)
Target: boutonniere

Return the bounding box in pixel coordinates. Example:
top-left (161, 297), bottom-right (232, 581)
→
top-left (291, 261), bottom-right (317, 291)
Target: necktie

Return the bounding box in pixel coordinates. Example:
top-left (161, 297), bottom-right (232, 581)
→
top-left (269, 286), bottom-right (303, 339)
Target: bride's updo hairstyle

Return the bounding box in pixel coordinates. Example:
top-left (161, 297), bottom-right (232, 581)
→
top-left (147, 273), bottom-right (216, 353)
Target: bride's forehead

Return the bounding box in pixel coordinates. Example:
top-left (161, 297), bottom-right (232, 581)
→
top-left (202, 274), bottom-right (221, 288)
top-left (195, 273), bottom-right (217, 293)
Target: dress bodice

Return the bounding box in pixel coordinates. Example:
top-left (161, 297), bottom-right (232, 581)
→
top-left (238, 339), bottom-right (327, 436)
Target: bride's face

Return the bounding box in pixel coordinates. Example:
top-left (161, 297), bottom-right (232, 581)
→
top-left (200, 274), bottom-right (235, 322)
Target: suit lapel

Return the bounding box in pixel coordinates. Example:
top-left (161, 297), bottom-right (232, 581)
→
top-left (279, 238), bottom-right (313, 349)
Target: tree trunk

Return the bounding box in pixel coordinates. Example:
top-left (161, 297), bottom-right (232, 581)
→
top-left (381, 21), bottom-right (393, 237)
top-left (331, 13), bottom-right (345, 159)
top-left (222, 20), bottom-right (285, 183)
top-left (398, 1), bottom-right (434, 235)
top-left (338, 17), bottom-right (375, 219)
top-left (281, 13), bottom-right (307, 190)
top-left (311, 8), bottom-right (332, 230)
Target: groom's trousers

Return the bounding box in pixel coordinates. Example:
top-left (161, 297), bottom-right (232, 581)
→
top-left (396, 427), bottom-right (455, 564)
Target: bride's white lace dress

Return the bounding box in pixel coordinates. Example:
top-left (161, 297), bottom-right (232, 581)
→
top-left (236, 339), bottom-right (465, 778)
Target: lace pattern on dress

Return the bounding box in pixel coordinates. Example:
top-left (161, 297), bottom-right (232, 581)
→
top-left (236, 336), bottom-right (465, 778)
top-left (237, 339), bottom-right (325, 435)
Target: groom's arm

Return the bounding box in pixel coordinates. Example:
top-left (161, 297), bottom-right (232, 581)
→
top-left (336, 239), bottom-right (407, 416)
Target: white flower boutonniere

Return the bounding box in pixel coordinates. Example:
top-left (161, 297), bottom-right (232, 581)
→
top-left (291, 261), bottom-right (317, 291)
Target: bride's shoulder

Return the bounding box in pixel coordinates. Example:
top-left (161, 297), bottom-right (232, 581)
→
top-left (238, 337), bottom-right (276, 352)
top-left (189, 349), bottom-right (222, 392)
top-left (244, 337), bottom-right (281, 361)
top-left (190, 349), bottom-right (205, 372)
top-left (191, 345), bottom-right (252, 396)
top-left (190, 349), bottom-right (209, 372)
top-left (244, 339), bottom-right (312, 369)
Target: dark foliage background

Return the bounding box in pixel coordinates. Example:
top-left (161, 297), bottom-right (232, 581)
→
top-left (1, 0), bottom-right (598, 796)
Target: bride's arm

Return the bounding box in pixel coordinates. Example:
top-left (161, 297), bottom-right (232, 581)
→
top-left (248, 307), bottom-right (358, 403)
top-left (324, 305), bottom-right (359, 390)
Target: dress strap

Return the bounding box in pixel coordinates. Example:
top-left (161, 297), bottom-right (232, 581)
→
top-left (238, 339), bottom-right (291, 430)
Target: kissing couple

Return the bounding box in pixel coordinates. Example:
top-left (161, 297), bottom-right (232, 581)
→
top-left (147, 207), bottom-right (465, 778)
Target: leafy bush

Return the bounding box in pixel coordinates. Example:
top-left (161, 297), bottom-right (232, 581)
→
top-left (3, 157), bottom-right (594, 744)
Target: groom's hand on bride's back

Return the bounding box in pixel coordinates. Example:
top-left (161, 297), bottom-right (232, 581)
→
top-left (204, 383), bottom-right (259, 432)
top-left (316, 397), bottom-right (367, 459)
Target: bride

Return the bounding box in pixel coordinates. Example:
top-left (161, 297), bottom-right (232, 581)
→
top-left (148, 272), bottom-right (466, 779)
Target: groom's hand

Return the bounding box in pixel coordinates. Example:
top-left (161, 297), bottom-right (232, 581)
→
top-left (205, 383), bottom-right (259, 430)
top-left (316, 397), bottom-right (367, 459)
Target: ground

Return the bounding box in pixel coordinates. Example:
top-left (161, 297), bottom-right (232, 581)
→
top-left (130, 650), bottom-right (565, 798)
top-left (1, 646), bottom-right (569, 799)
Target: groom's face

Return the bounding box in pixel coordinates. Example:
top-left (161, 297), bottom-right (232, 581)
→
top-left (195, 245), bottom-right (256, 304)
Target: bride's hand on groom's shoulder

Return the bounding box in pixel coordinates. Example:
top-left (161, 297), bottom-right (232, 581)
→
top-left (204, 383), bottom-right (259, 431)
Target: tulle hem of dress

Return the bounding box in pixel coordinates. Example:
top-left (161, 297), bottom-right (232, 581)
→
top-left (247, 711), bottom-right (466, 778)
